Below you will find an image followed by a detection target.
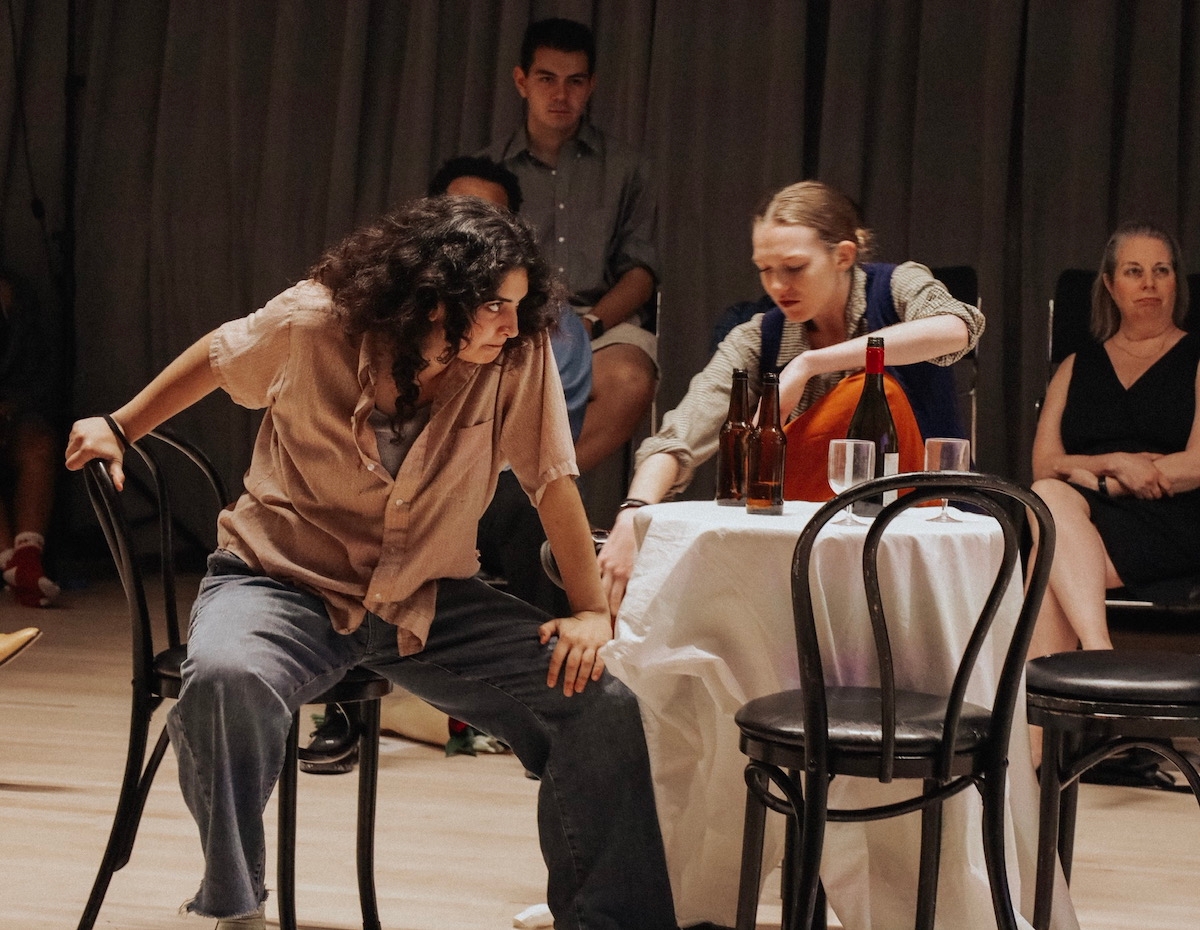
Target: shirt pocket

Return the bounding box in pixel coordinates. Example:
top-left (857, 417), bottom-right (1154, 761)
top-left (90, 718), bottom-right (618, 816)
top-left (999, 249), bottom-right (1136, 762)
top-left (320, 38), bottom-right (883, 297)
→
top-left (436, 418), bottom-right (497, 517)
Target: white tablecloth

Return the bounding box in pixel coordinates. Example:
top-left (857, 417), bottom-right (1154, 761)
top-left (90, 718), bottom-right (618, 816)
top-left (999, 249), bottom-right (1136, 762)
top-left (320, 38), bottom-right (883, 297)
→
top-left (602, 499), bottom-right (1077, 930)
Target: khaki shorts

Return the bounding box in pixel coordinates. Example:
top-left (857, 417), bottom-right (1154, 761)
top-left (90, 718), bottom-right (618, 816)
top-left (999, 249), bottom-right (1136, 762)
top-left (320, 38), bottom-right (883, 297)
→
top-left (589, 320), bottom-right (659, 375)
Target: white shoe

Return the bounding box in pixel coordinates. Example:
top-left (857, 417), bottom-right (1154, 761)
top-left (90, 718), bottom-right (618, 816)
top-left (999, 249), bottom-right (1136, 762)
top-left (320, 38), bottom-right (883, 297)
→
top-left (214, 906), bottom-right (265, 930)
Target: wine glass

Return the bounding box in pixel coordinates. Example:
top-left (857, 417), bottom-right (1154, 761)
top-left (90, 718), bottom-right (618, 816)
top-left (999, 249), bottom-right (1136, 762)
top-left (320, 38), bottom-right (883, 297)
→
top-left (827, 439), bottom-right (876, 525)
top-left (924, 437), bottom-right (971, 522)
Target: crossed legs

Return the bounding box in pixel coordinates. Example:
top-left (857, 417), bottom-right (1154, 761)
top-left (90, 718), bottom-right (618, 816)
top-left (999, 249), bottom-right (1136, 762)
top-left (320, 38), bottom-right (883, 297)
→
top-left (1027, 478), bottom-right (1122, 657)
top-left (1026, 478), bottom-right (1123, 766)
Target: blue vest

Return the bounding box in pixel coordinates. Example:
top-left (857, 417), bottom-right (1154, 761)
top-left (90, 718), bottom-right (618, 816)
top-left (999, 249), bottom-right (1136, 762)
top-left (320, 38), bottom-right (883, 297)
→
top-left (759, 263), bottom-right (965, 441)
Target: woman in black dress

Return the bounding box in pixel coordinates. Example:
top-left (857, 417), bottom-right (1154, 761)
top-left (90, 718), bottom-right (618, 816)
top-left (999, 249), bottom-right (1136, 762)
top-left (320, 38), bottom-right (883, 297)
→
top-left (1029, 222), bottom-right (1200, 667)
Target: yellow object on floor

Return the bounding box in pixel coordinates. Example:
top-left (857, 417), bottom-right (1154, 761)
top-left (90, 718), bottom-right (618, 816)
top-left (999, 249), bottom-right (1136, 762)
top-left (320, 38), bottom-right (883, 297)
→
top-left (0, 627), bottom-right (40, 668)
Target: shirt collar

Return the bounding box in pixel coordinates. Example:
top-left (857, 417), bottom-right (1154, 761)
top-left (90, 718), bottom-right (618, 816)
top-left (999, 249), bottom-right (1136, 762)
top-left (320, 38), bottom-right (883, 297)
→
top-left (504, 120), bottom-right (601, 162)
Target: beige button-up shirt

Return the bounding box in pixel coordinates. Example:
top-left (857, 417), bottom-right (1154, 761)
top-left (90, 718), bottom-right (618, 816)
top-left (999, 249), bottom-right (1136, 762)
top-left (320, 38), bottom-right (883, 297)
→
top-left (210, 280), bottom-right (576, 655)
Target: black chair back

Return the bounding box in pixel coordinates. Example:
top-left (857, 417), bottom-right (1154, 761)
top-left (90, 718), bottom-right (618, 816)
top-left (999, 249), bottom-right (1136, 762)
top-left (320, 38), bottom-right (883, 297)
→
top-left (930, 264), bottom-right (978, 306)
top-left (78, 429), bottom-right (389, 930)
top-left (931, 265), bottom-right (980, 449)
top-left (789, 471), bottom-right (1054, 783)
top-left (84, 430), bottom-right (228, 692)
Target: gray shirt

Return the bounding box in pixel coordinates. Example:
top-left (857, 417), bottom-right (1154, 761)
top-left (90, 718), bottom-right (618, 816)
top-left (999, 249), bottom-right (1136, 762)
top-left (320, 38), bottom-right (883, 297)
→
top-left (483, 123), bottom-right (658, 308)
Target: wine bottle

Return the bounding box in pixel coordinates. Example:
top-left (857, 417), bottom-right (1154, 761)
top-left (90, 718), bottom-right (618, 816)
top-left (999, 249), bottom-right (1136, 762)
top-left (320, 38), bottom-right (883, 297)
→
top-left (847, 336), bottom-right (899, 516)
top-left (746, 372), bottom-right (786, 515)
top-left (716, 368), bottom-right (751, 505)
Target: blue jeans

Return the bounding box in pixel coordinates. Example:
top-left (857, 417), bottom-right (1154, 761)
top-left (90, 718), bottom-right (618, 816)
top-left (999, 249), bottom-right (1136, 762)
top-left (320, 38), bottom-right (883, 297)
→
top-left (168, 550), bottom-right (676, 929)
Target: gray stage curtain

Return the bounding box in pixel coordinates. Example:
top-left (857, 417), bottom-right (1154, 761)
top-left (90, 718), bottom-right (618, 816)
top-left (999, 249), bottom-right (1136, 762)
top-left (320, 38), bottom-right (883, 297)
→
top-left (2, 0), bottom-right (1198, 537)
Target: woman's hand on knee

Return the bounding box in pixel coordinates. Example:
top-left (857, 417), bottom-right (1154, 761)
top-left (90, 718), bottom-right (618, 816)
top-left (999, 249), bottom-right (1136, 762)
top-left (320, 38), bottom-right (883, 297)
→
top-left (539, 610), bottom-right (611, 696)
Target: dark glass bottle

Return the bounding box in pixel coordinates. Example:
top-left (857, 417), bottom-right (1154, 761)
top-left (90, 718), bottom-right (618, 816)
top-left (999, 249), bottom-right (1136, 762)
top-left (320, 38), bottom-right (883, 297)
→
top-left (746, 372), bottom-right (786, 515)
top-left (716, 368), bottom-right (751, 505)
top-left (847, 335), bottom-right (899, 516)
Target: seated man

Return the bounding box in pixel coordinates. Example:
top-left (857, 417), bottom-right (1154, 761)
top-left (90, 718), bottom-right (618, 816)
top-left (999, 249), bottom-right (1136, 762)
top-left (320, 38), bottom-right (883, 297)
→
top-left (482, 18), bottom-right (659, 477)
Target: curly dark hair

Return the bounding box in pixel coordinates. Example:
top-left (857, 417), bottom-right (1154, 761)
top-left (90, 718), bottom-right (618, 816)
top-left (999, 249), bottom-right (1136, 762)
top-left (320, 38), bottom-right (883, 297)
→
top-left (309, 196), bottom-right (561, 419)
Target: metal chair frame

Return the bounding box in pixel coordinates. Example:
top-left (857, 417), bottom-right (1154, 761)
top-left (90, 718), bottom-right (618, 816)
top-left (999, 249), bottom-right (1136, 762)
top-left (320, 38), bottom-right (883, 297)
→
top-left (733, 472), bottom-right (1055, 930)
top-left (77, 430), bottom-right (391, 930)
top-left (1026, 650), bottom-right (1200, 930)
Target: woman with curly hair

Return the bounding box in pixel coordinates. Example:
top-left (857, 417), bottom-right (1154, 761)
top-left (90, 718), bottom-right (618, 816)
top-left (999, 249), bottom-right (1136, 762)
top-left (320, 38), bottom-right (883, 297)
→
top-left (66, 196), bottom-right (675, 930)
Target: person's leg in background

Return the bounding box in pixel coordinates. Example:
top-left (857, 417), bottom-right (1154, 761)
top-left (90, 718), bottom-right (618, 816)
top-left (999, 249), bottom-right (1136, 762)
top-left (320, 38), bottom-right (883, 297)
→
top-left (0, 411), bottom-right (60, 607)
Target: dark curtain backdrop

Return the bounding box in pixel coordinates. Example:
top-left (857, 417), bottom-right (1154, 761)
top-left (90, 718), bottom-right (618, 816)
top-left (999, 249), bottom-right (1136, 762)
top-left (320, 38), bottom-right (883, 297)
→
top-left (3, 0), bottom-right (1199, 535)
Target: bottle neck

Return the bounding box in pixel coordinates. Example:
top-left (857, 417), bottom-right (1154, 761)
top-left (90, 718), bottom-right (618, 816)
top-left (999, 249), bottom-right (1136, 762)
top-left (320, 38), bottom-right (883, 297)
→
top-left (728, 374), bottom-right (748, 421)
top-left (759, 378), bottom-right (781, 428)
top-left (865, 345), bottom-right (885, 375)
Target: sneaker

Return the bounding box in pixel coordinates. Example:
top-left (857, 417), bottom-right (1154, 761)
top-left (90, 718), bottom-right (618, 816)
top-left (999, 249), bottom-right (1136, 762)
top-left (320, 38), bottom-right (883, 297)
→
top-left (298, 704), bottom-right (359, 774)
top-left (299, 745), bottom-right (359, 775)
top-left (215, 905), bottom-right (265, 929)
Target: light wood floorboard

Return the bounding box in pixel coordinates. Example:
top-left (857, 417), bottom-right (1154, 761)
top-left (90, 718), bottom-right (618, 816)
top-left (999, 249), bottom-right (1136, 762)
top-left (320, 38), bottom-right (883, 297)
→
top-left (2, 579), bottom-right (1198, 928)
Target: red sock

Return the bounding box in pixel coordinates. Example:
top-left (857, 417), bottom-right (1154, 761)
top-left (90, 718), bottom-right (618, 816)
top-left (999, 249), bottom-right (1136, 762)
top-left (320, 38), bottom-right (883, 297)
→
top-left (2, 533), bottom-right (59, 607)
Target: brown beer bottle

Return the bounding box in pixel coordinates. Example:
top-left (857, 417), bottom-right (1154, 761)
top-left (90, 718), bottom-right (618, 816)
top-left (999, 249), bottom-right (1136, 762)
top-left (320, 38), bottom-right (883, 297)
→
top-left (716, 368), bottom-right (751, 505)
top-left (746, 372), bottom-right (786, 515)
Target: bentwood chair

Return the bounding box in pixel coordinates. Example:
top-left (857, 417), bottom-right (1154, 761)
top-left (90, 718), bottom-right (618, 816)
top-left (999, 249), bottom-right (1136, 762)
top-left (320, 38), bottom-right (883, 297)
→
top-left (78, 430), bottom-right (392, 930)
top-left (733, 472), bottom-right (1055, 930)
top-left (1025, 650), bottom-right (1200, 929)
top-left (1046, 268), bottom-right (1200, 648)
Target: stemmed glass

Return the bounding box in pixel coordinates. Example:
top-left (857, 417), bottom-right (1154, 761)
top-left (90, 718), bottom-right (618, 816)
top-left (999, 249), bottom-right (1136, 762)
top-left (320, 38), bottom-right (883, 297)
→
top-left (827, 439), bottom-right (876, 525)
top-left (924, 437), bottom-right (971, 522)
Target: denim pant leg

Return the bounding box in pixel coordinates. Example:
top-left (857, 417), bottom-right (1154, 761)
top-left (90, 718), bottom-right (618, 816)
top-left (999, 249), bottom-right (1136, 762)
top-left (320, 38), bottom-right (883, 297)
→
top-left (167, 551), bottom-right (367, 919)
top-left (363, 576), bottom-right (676, 930)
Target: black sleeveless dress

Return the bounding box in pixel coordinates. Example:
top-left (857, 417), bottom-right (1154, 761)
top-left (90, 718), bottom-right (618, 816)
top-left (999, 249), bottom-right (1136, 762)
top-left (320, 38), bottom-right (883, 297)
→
top-left (1060, 331), bottom-right (1200, 586)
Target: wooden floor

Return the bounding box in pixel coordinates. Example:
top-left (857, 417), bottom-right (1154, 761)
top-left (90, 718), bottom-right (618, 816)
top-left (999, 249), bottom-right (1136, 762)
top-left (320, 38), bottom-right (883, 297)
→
top-left (2, 577), bottom-right (1198, 929)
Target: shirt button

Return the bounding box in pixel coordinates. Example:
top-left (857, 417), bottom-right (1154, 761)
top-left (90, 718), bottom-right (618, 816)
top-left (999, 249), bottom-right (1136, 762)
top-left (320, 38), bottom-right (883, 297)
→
top-left (558, 236), bottom-right (565, 243)
top-left (366, 462), bottom-right (375, 471)
top-left (394, 498), bottom-right (404, 506)
top-left (374, 593), bottom-right (383, 602)
top-left (558, 203), bottom-right (565, 210)
top-left (558, 267), bottom-right (565, 274)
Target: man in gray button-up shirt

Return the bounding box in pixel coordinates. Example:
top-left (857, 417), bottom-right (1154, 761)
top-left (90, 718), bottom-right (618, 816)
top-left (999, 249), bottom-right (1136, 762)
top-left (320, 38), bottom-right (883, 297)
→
top-left (483, 17), bottom-right (659, 476)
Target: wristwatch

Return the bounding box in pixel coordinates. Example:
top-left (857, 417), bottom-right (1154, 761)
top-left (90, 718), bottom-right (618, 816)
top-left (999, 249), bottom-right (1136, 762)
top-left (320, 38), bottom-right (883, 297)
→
top-left (583, 312), bottom-right (605, 339)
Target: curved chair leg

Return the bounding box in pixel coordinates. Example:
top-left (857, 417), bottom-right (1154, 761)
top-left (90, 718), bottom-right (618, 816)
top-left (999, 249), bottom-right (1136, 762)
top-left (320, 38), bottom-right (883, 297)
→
top-left (791, 771), bottom-right (827, 930)
top-left (356, 698), bottom-right (383, 930)
top-left (980, 767), bottom-right (1020, 930)
top-left (914, 781), bottom-right (944, 930)
top-left (277, 712), bottom-right (301, 930)
top-left (735, 775), bottom-right (769, 930)
top-left (77, 705), bottom-right (167, 930)
top-left (1033, 726), bottom-right (1065, 930)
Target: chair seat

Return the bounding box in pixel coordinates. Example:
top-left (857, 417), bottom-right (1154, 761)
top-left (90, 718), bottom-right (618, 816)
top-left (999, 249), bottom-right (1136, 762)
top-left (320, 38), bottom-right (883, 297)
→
top-left (152, 645), bottom-right (391, 704)
top-left (736, 686), bottom-right (993, 755)
top-left (1027, 650), bottom-right (1200, 705)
